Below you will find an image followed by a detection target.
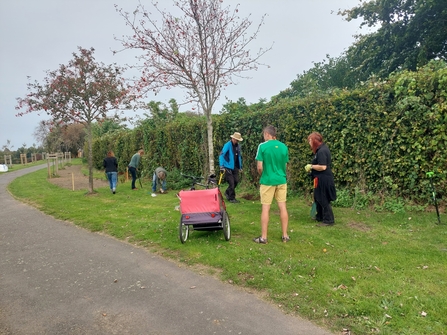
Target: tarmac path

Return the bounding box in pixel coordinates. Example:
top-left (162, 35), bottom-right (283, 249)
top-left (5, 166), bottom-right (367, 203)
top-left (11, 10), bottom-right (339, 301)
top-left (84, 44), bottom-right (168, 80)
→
top-left (0, 165), bottom-right (333, 335)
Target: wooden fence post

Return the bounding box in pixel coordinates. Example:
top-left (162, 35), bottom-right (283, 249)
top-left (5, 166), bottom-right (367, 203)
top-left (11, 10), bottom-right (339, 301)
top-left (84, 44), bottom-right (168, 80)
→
top-left (4, 155), bottom-right (12, 167)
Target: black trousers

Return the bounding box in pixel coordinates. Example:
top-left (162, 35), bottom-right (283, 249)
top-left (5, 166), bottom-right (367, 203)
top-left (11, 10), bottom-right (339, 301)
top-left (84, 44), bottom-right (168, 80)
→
top-left (129, 166), bottom-right (137, 189)
top-left (224, 168), bottom-right (239, 200)
top-left (314, 194), bottom-right (335, 224)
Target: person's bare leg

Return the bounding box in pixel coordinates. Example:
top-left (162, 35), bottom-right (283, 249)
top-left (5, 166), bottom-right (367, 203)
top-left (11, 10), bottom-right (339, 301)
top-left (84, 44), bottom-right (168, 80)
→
top-left (261, 204), bottom-right (270, 239)
top-left (278, 202), bottom-right (289, 237)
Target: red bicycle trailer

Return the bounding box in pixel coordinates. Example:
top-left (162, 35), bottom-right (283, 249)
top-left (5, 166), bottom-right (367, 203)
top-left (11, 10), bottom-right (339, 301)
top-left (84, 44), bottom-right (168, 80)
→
top-left (178, 187), bottom-right (231, 243)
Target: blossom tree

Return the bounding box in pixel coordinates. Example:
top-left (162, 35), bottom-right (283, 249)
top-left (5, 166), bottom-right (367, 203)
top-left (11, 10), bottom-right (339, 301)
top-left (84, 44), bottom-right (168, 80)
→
top-left (16, 47), bottom-right (134, 193)
top-left (115, 0), bottom-right (270, 174)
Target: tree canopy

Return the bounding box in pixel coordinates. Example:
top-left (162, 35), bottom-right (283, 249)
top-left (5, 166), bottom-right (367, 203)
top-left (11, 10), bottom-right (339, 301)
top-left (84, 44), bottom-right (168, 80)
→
top-left (341, 0), bottom-right (447, 81)
top-left (280, 0), bottom-right (447, 98)
top-left (115, 0), bottom-right (270, 173)
top-left (16, 47), bottom-right (135, 193)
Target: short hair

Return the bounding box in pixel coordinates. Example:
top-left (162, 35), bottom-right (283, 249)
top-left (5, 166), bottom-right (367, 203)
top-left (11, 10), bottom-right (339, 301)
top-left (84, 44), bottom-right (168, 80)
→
top-left (157, 171), bottom-right (166, 180)
top-left (138, 149), bottom-right (144, 155)
top-left (263, 125), bottom-right (277, 138)
top-left (107, 151), bottom-right (115, 157)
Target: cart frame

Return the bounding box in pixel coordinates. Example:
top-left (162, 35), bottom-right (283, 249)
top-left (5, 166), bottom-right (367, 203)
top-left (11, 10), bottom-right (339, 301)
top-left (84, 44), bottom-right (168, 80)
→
top-left (178, 172), bottom-right (230, 243)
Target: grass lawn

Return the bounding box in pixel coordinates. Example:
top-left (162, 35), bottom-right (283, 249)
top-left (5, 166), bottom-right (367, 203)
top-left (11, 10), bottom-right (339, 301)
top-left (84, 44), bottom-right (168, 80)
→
top-left (7, 160), bottom-right (447, 335)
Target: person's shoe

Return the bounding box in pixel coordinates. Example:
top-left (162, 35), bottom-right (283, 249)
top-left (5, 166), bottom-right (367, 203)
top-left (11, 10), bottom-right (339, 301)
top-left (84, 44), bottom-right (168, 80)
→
top-left (282, 236), bottom-right (290, 243)
top-left (132, 188), bottom-right (138, 190)
top-left (229, 199), bottom-right (240, 203)
top-left (316, 222), bottom-right (334, 227)
top-left (253, 236), bottom-right (267, 244)
top-left (151, 193), bottom-right (157, 197)
top-left (112, 188), bottom-right (116, 194)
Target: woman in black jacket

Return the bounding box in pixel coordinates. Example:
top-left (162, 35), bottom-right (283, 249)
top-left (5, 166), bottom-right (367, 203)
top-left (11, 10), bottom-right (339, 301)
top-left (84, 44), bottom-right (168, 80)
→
top-left (103, 151), bottom-right (118, 194)
top-left (305, 132), bottom-right (336, 226)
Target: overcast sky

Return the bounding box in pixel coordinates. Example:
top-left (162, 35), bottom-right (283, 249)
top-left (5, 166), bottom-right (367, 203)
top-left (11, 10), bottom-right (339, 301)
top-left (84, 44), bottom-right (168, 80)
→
top-left (0, 0), bottom-right (366, 149)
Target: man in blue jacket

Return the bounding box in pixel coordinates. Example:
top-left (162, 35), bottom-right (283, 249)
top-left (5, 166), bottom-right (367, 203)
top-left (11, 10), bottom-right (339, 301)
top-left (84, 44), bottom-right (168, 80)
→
top-left (219, 132), bottom-right (243, 203)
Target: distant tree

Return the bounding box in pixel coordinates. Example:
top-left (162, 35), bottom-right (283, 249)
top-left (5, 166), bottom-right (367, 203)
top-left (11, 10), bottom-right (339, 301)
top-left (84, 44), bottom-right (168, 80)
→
top-left (274, 0), bottom-right (447, 99)
top-left (115, 0), bottom-right (270, 173)
top-left (340, 0), bottom-right (447, 81)
top-left (16, 47), bottom-right (135, 193)
top-left (221, 97), bottom-right (251, 115)
top-left (62, 123), bottom-right (86, 155)
top-left (33, 120), bottom-right (51, 148)
top-left (91, 118), bottom-right (127, 139)
top-left (34, 120), bottom-right (81, 154)
top-left (45, 123), bottom-right (65, 153)
top-left (15, 144), bottom-right (28, 161)
top-left (1, 140), bottom-right (14, 152)
top-left (274, 55), bottom-right (355, 99)
top-left (147, 99), bottom-right (179, 123)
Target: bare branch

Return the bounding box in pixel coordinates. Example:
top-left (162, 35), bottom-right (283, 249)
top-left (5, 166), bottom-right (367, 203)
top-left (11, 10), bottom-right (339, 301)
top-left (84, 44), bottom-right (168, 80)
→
top-left (115, 0), bottom-right (271, 173)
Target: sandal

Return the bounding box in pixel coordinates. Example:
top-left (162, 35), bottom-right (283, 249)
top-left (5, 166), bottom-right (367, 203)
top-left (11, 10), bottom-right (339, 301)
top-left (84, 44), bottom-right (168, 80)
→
top-left (282, 236), bottom-right (290, 243)
top-left (253, 236), bottom-right (267, 244)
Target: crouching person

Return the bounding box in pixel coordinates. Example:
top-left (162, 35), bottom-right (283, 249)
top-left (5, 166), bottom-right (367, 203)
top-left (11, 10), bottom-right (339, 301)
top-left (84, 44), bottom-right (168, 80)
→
top-left (151, 167), bottom-right (167, 197)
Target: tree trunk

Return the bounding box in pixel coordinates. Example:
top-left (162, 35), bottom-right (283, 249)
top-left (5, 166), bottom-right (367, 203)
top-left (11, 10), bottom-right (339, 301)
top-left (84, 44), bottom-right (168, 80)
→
top-left (206, 115), bottom-right (215, 175)
top-left (86, 124), bottom-right (94, 194)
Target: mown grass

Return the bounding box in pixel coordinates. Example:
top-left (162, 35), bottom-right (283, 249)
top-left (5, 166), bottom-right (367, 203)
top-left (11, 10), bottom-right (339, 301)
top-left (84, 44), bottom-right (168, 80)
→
top-left (7, 160), bottom-right (447, 335)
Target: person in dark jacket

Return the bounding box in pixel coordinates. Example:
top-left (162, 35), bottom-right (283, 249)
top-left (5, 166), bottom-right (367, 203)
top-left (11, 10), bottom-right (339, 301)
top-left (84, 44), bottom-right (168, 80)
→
top-left (305, 132), bottom-right (337, 226)
top-left (219, 132), bottom-right (243, 203)
top-left (103, 151), bottom-right (118, 194)
top-left (128, 149), bottom-right (144, 190)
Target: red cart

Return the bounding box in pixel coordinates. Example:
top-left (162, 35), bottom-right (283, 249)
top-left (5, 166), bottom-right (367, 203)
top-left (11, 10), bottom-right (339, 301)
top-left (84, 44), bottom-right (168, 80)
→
top-left (178, 174), bottom-right (230, 243)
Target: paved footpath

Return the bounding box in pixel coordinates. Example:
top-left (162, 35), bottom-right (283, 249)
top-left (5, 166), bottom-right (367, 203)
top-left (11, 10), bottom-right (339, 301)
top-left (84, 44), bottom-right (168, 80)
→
top-left (0, 165), bottom-right (333, 335)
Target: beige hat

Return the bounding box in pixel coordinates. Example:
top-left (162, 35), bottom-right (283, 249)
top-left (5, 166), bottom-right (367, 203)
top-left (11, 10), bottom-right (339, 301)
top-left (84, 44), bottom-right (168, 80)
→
top-left (230, 132), bottom-right (243, 141)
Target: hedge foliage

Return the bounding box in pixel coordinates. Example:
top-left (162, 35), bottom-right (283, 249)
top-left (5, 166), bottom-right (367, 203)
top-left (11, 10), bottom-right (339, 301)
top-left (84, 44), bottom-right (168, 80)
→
top-left (90, 61), bottom-right (446, 203)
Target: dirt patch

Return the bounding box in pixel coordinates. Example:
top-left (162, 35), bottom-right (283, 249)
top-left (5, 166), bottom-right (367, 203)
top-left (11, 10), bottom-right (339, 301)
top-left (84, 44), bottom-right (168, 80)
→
top-left (241, 193), bottom-right (260, 201)
top-left (48, 164), bottom-right (109, 191)
top-left (347, 221), bottom-right (371, 232)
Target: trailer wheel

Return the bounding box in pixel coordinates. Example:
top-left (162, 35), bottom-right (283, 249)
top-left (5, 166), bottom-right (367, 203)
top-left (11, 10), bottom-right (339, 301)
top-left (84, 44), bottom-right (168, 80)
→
top-left (179, 219), bottom-right (189, 244)
top-left (222, 211), bottom-right (230, 241)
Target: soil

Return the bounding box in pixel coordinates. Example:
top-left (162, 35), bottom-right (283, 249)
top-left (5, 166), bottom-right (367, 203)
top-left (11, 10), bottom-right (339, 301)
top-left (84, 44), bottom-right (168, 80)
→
top-left (48, 164), bottom-right (109, 191)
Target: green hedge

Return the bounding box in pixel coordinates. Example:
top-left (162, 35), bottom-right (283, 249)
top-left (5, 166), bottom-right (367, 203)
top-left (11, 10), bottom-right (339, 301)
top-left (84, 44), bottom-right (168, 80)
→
top-left (89, 60), bottom-right (447, 203)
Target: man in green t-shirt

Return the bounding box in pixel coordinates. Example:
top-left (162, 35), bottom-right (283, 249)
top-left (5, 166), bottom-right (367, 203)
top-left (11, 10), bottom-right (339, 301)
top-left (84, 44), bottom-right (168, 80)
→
top-left (253, 125), bottom-right (290, 244)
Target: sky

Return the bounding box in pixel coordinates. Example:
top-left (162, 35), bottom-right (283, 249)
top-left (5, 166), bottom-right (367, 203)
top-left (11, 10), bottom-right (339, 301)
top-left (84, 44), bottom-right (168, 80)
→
top-left (0, 0), bottom-right (367, 149)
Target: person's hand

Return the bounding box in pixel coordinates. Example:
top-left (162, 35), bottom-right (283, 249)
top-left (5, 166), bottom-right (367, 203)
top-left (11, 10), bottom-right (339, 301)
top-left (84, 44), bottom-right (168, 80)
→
top-left (305, 164), bottom-right (312, 173)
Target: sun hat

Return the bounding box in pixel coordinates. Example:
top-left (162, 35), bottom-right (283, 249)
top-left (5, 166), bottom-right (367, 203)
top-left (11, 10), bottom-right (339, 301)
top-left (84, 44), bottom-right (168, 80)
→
top-left (230, 132), bottom-right (243, 141)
